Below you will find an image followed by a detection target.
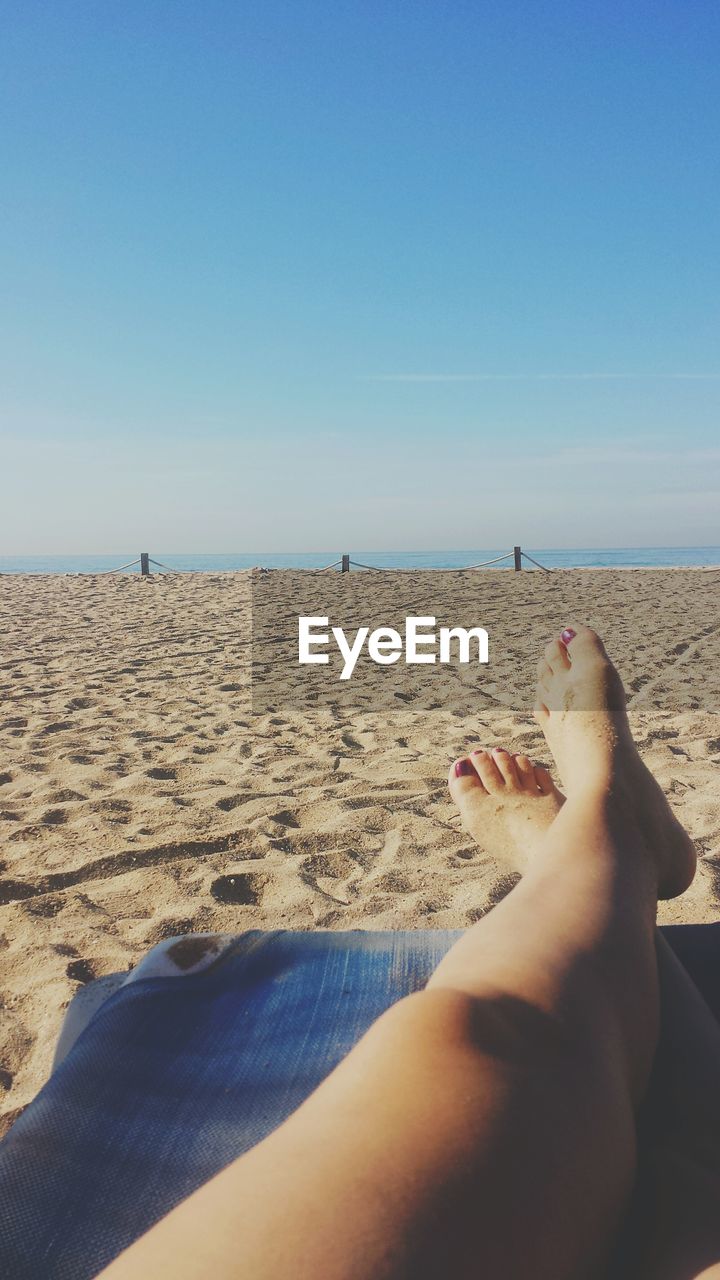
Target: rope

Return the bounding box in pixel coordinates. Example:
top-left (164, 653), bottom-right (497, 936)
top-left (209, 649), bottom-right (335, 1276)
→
top-left (465, 552), bottom-right (515, 569)
top-left (319, 560), bottom-right (343, 570)
top-left (102, 559), bottom-right (142, 574)
top-left (521, 551), bottom-right (551, 573)
top-left (148, 558), bottom-right (177, 573)
top-left (348, 560), bottom-right (383, 571)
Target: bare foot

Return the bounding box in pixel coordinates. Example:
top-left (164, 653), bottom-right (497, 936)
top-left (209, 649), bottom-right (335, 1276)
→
top-left (448, 746), bottom-right (564, 874)
top-left (535, 624), bottom-right (696, 900)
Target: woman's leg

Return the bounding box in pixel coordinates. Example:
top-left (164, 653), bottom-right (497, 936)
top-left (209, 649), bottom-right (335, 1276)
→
top-left (450, 728), bottom-right (720, 1279)
top-left (611, 932), bottom-right (720, 1279)
top-left (99, 626), bottom-right (695, 1280)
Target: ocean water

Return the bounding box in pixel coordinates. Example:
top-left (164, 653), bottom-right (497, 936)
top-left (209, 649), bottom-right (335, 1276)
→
top-left (1, 548), bottom-right (720, 573)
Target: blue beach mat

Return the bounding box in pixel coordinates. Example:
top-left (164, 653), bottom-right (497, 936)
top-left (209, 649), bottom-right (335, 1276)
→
top-left (0, 924), bottom-right (718, 1279)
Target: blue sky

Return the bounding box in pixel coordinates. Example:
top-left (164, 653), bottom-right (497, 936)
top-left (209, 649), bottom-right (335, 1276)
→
top-left (2, 1), bottom-right (720, 551)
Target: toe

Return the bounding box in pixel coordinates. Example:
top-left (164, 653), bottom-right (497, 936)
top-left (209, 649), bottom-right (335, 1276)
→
top-left (469, 748), bottom-right (506, 793)
top-left (448, 756), bottom-right (487, 801)
top-left (544, 639), bottom-right (571, 672)
top-left (534, 764), bottom-right (558, 797)
top-left (561, 624), bottom-right (607, 662)
top-left (513, 754), bottom-right (537, 791)
top-left (490, 747), bottom-right (522, 790)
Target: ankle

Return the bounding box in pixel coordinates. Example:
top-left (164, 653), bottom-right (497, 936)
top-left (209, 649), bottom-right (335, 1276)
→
top-left (555, 787), bottom-right (661, 897)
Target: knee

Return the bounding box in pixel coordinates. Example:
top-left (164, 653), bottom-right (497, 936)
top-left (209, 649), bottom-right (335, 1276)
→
top-left (371, 986), bottom-right (578, 1074)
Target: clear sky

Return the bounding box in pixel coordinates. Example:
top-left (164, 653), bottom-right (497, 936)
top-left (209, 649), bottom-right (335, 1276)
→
top-left (2, 1), bottom-right (720, 552)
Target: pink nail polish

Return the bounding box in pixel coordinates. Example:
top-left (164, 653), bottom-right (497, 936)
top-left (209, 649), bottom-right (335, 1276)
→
top-left (493, 746), bottom-right (507, 754)
top-left (455, 759), bottom-right (474, 777)
top-left (561, 628), bottom-right (576, 645)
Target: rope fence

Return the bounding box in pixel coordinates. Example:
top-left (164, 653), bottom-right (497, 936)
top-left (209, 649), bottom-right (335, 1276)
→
top-left (101, 547), bottom-right (551, 574)
top-left (319, 555), bottom-right (384, 572)
top-left (102, 553), bottom-right (176, 576)
top-left (322, 546), bottom-right (551, 573)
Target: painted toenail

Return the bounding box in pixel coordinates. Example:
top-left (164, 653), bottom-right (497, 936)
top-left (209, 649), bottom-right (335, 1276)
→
top-left (471, 749), bottom-right (487, 757)
top-left (455, 759), bottom-right (474, 777)
top-left (493, 746), bottom-right (507, 754)
top-left (561, 628), bottom-right (576, 645)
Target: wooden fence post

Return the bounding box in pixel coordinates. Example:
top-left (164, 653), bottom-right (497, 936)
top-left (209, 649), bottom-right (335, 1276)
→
top-left (341, 554), bottom-right (350, 573)
top-left (140, 552), bottom-right (150, 576)
top-left (513, 545), bottom-right (522, 571)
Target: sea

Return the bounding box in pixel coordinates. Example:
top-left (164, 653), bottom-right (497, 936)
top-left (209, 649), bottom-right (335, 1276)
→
top-left (1, 548), bottom-right (720, 573)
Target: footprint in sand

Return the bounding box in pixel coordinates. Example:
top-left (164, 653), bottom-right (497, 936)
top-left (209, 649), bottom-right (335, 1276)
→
top-left (40, 809), bottom-right (68, 826)
top-left (215, 795), bottom-right (245, 812)
top-left (66, 958), bottom-right (97, 984)
top-left (269, 809), bottom-right (300, 829)
top-left (23, 896), bottom-right (65, 918)
top-left (40, 721), bottom-right (74, 735)
top-left (210, 873), bottom-right (267, 906)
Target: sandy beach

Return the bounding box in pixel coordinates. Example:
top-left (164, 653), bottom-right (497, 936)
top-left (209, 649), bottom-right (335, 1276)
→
top-left (1, 567), bottom-right (720, 1132)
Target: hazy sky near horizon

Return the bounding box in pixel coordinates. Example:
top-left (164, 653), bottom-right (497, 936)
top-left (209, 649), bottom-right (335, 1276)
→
top-left (3, 2), bottom-right (720, 553)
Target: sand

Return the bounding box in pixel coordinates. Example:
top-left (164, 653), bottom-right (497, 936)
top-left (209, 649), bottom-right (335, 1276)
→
top-left (1, 567), bottom-right (720, 1132)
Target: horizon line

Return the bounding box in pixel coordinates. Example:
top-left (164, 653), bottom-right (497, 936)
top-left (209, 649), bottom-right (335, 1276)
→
top-left (361, 373), bottom-right (720, 383)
